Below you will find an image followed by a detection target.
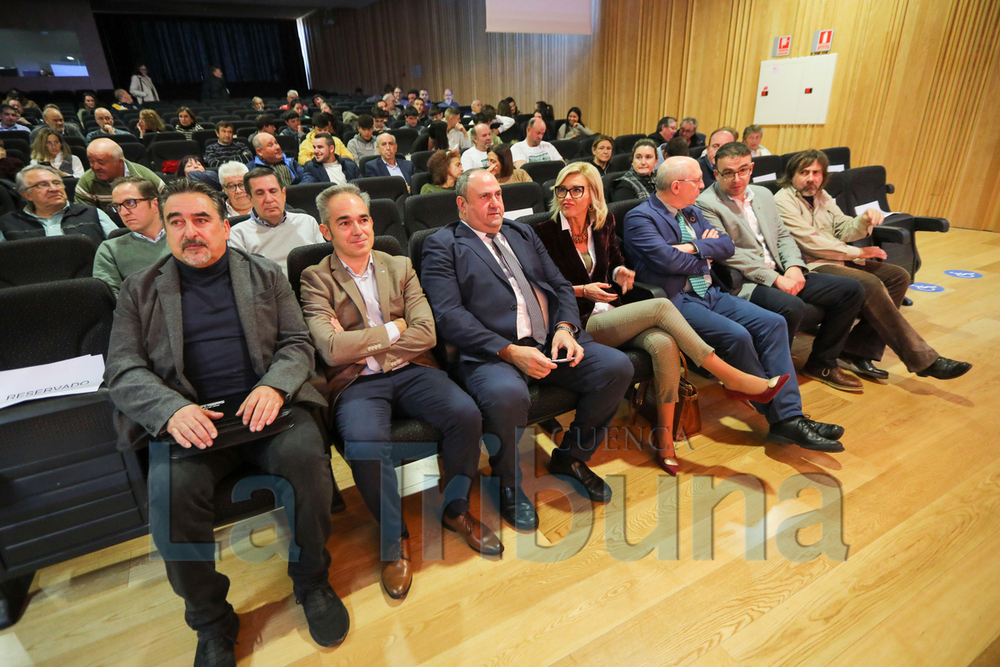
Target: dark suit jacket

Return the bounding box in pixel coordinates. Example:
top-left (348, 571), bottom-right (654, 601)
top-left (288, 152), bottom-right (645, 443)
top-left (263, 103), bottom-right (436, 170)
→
top-left (104, 248), bottom-right (326, 450)
top-left (623, 194), bottom-right (735, 306)
top-left (299, 250), bottom-right (437, 408)
top-left (363, 157), bottom-right (414, 185)
top-left (420, 219), bottom-right (588, 364)
top-left (301, 157), bottom-right (360, 184)
top-left (698, 154), bottom-right (717, 188)
top-left (534, 213), bottom-right (626, 325)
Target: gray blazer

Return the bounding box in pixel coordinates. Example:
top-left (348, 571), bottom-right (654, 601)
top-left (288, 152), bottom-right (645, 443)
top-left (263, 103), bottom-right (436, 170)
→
top-left (104, 248), bottom-right (326, 451)
top-left (696, 182), bottom-right (807, 299)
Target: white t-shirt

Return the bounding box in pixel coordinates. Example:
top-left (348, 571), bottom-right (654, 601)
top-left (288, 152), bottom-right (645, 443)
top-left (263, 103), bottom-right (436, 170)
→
top-left (510, 140), bottom-right (562, 164)
top-left (323, 161), bottom-right (347, 185)
top-left (461, 146), bottom-right (490, 171)
top-left (228, 211), bottom-right (326, 276)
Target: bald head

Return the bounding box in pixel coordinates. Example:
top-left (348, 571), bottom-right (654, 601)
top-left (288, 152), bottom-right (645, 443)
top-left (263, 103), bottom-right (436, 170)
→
top-left (656, 156), bottom-right (703, 208)
top-left (87, 138), bottom-right (126, 182)
top-left (87, 138), bottom-right (123, 161)
top-left (94, 107), bottom-right (114, 127)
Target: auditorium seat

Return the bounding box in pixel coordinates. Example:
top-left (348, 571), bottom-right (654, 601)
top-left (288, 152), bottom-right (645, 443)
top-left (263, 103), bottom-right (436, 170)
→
top-left (601, 170), bottom-right (628, 199)
top-left (750, 155), bottom-right (783, 184)
top-left (500, 181), bottom-right (547, 215)
top-left (409, 150), bottom-right (435, 173)
top-left (550, 139), bottom-right (579, 160)
top-left (608, 153), bottom-right (632, 172)
top-left (0, 236), bottom-right (98, 288)
top-left (519, 160), bottom-right (564, 185)
top-left (613, 133), bottom-right (646, 154)
top-left (369, 197), bottom-right (408, 248)
top-left (275, 133), bottom-right (299, 157)
top-left (70, 146), bottom-right (90, 171)
top-left (148, 140), bottom-right (202, 172)
top-left (62, 176), bottom-right (79, 201)
top-left (388, 127), bottom-right (419, 154)
top-left (286, 235), bottom-right (403, 300)
top-left (357, 155), bottom-right (380, 173)
top-left (403, 191), bottom-right (459, 235)
top-left (1, 138), bottom-right (29, 155)
top-left (352, 176), bottom-right (409, 213)
top-left (141, 131), bottom-right (186, 148)
top-left (411, 172), bottom-right (433, 194)
top-left (821, 146), bottom-right (851, 172)
top-left (191, 130), bottom-right (219, 150)
top-left (284, 183), bottom-right (328, 220)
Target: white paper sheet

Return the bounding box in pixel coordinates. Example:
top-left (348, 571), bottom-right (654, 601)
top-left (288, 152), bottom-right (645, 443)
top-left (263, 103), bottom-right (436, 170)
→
top-left (507, 207), bottom-right (534, 220)
top-left (828, 164), bottom-right (845, 172)
top-left (0, 354), bottom-right (105, 410)
top-left (752, 173), bottom-right (777, 183)
top-left (854, 200), bottom-right (888, 216)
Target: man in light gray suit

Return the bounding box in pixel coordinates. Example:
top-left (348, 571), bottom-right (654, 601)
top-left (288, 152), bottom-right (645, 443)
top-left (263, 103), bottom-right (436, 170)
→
top-left (104, 179), bottom-right (349, 666)
top-left (696, 142), bottom-right (866, 392)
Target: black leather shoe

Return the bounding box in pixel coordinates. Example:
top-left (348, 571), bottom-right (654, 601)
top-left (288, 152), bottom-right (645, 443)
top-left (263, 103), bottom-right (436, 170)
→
top-left (916, 357), bottom-right (972, 380)
top-left (804, 417), bottom-right (845, 441)
top-left (499, 485), bottom-right (539, 531)
top-left (298, 583), bottom-right (350, 647)
top-left (194, 635), bottom-right (236, 667)
top-left (838, 355), bottom-right (889, 380)
top-left (548, 454), bottom-right (612, 503)
top-left (768, 416), bottom-right (844, 453)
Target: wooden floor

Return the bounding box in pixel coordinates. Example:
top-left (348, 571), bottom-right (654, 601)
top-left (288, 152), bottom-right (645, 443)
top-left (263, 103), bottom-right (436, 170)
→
top-left (4, 228), bottom-right (1000, 667)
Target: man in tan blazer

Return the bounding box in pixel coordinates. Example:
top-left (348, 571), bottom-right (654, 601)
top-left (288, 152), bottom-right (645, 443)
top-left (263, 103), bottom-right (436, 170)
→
top-left (299, 183), bottom-right (503, 602)
top-left (104, 179), bottom-right (349, 665)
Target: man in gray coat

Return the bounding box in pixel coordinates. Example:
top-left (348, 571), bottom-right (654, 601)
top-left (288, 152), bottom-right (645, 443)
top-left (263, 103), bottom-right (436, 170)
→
top-left (104, 179), bottom-right (348, 666)
top-left (696, 141), bottom-right (866, 392)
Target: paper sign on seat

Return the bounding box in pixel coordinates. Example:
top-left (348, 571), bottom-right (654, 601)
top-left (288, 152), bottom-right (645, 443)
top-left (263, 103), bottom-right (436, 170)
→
top-left (0, 354), bottom-right (105, 410)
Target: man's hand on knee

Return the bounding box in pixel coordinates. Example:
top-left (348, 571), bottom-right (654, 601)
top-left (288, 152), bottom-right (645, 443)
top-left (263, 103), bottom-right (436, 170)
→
top-left (238, 385), bottom-right (286, 432)
top-left (167, 404), bottom-right (224, 449)
top-left (499, 344), bottom-right (557, 379)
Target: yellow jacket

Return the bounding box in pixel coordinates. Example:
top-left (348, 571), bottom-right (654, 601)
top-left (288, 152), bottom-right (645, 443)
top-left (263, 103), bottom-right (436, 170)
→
top-left (298, 129), bottom-right (354, 165)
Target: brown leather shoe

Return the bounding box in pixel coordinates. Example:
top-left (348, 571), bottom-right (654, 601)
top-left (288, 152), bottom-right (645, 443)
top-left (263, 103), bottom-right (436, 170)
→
top-left (442, 511), bottom-right (504, 556)
top-left (381, 538), bottom-right (412, 600)
top-left (802, 362), bottom-right (863, 393)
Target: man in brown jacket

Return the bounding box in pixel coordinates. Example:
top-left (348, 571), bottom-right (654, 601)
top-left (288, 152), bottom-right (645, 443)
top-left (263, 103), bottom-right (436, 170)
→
top-left (299, 183), bottom-right (503, 602)
top-left (774, 149), bottom-right (970, 381)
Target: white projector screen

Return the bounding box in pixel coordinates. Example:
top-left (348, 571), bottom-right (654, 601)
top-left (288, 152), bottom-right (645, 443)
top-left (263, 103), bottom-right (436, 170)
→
top-left (754, 54), bottom-right (838, 125)
top-left (486, 0), bottom-right (592, 34)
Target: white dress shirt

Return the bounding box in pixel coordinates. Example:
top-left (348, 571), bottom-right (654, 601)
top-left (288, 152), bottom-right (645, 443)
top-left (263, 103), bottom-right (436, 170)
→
top-left (727, 187), bottom-right (776, 270)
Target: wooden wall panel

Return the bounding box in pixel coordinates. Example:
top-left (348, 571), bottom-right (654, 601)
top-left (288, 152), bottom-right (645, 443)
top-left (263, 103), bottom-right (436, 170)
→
top-left (303, 0), bottom-right (1000, 231)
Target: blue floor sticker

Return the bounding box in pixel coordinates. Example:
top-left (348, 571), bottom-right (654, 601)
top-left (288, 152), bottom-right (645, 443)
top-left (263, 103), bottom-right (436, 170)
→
top-left (910, 283), bottom-right (944, 293)
top-left (944, 270), bottom-right (982, 279)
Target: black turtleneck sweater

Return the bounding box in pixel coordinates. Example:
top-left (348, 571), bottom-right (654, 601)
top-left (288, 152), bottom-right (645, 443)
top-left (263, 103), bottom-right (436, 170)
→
top-left (175, 250), bottom-right (259, 401)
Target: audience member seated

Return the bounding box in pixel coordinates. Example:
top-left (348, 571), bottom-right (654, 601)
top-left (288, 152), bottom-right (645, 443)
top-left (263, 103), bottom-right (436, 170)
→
top-left (30, 128), bottom-right (85, 178)
top-left (464, 99), bottom-right (483, 119)
top-left (0, 164), bottom-right (117, 242)
top-left (536, 162), bottom-right (779, 473)
top-left (678, 117), bottom-right (705, 149)
top-left (311, 94), bottom-right (325, 109)
top-left (229, 167), bottom-right (324, 275)
top-left (129, 64), bottom-right (159, 104)
top-left (696, 142), bottom-right (866, 393)
top-left (78, 138), bottom-right (164, 215)
top-left (624, 156), bottom-right (846, 452)
top-left (420, 169), bottom-right (634, 529)
top-left (511, 118), bottom-right (563, 167)
top-left (698, 127), bottom-right (737, 189)
top-left (279, 89), bottom-right (299, 110)
top-left (299, 112), bottom-right (354, 166)
top-left (30, 105), bottom-right (84, 141)
top-left (588, 134), bottom-right (614, 175)
top-left (421, 150), bottom-right (463, 193)
top-left (363, 133), bottom-right (413, 187)
top-left (93, 176), bottom-right (170, 296)
top-left (77, 92), bottom-right (98, 124)
top-left (86, 108), bottom-right (132, 143)
top-left (402, 105), bottom-right (421, 129)
top-left (204, 121), bottom-right (254, 167)
top-left (251, 97), bottom-right (265, 111)
top-left (612, 138), bottom-right (658, 202)
top-left (440, 89), bottom-right (459, 108)
top-left (177, 155), bottom-right (206, 179)
top-left (104, 178), bottom-right (347, 665)
top-left (653, 116), bottom-right (678, 145)
top-left (302, 133), bottom-right (360, 185)
top-left (533, 102), bottom-right (558, 142)
top-left (201, 64), bottom-right (230, 100)
top-left (383, 93), bottom-right (401, 121)
top-left (347, 115), bottom-right (379, 160)
top-left (420, 89), bottom-right (430, 106)
top-left (250, 133), bottom-right (303, 187)
top-left (111, 89), bottom-right (140, 115)
top-left (557, 107), bottom-right (594, 140)
top-left (280, 110), bottom-right (306, 145)
top-left (663, 136), bottom-right (690, 158)
top-left (136, 109), bottom-right (167, 140)
top-left (743, 124), bottom-right (770, 157)
top-left (219, 161), bottom-right (253, 218)
top-left (371, 109), bottom-right (389, 134)
top-left (461, 121), bottom-right (494, 171)
top-left (486, 143), bottom-right (531, 184)
top-left (175, 107), bottom-right (204, 141)
top-left (774, 149), bottom-right (971, 381)
top-left (300, 183), bottom-right (501, 599)
top-left (444, 108), bottom-right (471, 152)
top-left (2, 98), bottom-right (33, 129)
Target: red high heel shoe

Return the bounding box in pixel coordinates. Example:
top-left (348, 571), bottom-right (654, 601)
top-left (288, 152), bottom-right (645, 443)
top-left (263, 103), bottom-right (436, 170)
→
top-left (655, 445), bottom-right (679, 476)
top-left (724, 374), bottom-right (790, 404)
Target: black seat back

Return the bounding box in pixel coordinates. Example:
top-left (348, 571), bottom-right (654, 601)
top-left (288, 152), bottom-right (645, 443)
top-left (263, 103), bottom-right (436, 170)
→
top-left (613, 133), bottom-right (646, 154)
top-left (284, 183), bottom-right (329, 221)
top-left (0, 236), bottom-right (98, 288)
top-left (821, 146), bottom-right (851, 172)
top-left (519, 160), bottom-right (565, 185)
top-left (550, 139), bottom-right (579, 160)
top-left (388, 127), bottom-right (419, 154)
top-left (608, 153), bottom-right (632, 172)
top-left (149, 140), bottom-right (202, 170)
top-left (500, 181), bottom-right (547, 216)
top-left (750, 155), bottom-right (783, 184)
top-left (286, 236), bottom-right (403, 301)
top-left (411, 172), bottom-right (434, 194)
top-left (352, 176), bottom-right (409, 203)
top-left (403, 191), bottom-right (459, 235)
top-left (369, 197), bottom-right (407, 247)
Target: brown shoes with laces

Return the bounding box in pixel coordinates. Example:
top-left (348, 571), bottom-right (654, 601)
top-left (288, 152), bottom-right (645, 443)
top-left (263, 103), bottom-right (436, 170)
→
top-left (382, 537), bottom-right (412, 600)
top-left (802, 361), bottom-right (863, 392)
top-left (443, 511), bottom-right (505, 556)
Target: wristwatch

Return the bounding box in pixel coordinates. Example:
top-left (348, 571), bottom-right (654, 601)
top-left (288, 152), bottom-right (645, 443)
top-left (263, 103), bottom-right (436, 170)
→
top-left (555, 323), bottom-right (577, 338)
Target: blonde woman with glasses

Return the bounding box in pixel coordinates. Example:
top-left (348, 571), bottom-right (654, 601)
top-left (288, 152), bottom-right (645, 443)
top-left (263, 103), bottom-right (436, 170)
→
top-left (534, 162), bottom-right (787, 474)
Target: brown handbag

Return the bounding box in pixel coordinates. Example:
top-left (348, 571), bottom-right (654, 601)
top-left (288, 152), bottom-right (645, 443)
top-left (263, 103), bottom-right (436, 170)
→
top-left (672, 353), bottom-right (701, 440)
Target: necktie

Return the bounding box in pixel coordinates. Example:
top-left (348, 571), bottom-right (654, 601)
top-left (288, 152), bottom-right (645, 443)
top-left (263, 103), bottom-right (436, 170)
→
top-left (486, 232), bottom-right (547, 343)
top-left (677, 213), bottom-right (709, 298)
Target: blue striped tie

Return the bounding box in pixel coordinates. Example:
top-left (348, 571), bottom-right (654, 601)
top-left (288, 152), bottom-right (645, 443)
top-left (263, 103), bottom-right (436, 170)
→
top-left (677, 213), bottom-right (709, 297)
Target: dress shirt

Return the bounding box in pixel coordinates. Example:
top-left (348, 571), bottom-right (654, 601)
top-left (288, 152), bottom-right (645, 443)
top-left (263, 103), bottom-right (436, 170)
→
top-left (461, 222), bottom-right (549, 339)
top-left (665, 202), bottom-right (713, 293)
top-left (340, 255), bottom-right (402, 374)
top-left (726, 187), bottom-right (775, 270)
top-left (381, 158), bottom-right (403, 179)
top-left (133, 229), bottom-right (166, 243)
top-left (0, 203), bottom-right (117, 242)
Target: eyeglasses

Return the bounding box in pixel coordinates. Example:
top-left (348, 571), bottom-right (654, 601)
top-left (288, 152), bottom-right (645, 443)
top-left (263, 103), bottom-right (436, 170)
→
top-left (111, 198), bottom-right (154, 213)
top-left (676, 177), bottom-right (703, 185)
top-left (24, 180), bottom-right (65, 192)
top-left (718, 166), bottom-right (753, 181)
top-left (554, 185), bottom-right (586, 199)
top-left (223, 183), bottom-right (246, 193)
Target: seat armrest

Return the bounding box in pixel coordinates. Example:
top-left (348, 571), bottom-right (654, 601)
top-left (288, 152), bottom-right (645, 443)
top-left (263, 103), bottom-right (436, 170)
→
top-left (872, 226), bottom-right (910, 245)
top-left (623, 281), bottom-right (667, 304)
top-left (886, 183), bottom-right (895, 194)
top-left (913, 216), bottom-right (949, 233)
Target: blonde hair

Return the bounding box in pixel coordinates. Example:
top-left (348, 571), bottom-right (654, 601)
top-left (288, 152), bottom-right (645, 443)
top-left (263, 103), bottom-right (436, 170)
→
top-left (549, 161), bottom-right (608, 229)
top-left (139, 109), bottom-right (166, 133)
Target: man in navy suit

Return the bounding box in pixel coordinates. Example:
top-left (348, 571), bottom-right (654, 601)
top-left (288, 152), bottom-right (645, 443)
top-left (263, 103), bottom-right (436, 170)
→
top-left (301, 133), bottom-right (360, 184)
top-left (623, 156), bottom-right (846, 452)
top-left (363, 133), bottom-right (414, 187)
top-left (420, 169), bottom-right (633, 531)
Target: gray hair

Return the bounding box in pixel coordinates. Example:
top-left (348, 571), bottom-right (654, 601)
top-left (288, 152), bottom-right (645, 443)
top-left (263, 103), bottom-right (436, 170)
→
top-left (655, 156), bottom-right (698, 192)
top-left (286, 89), bottom-right (299, 97)
top-left (15, 164), bottom-right (63, 192)
top-left (218, 161), bottom-right (249, 182)
top-left (680, 117), bottom-right (698, 129)
top-left (526, 117), bottom-right (544, 130)
top-left (383, 93), bottom-right (394, 102)
top-left (455, 168), bottom-right (486, 199)
top-left (316, 183), bottom-right (371, 227)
